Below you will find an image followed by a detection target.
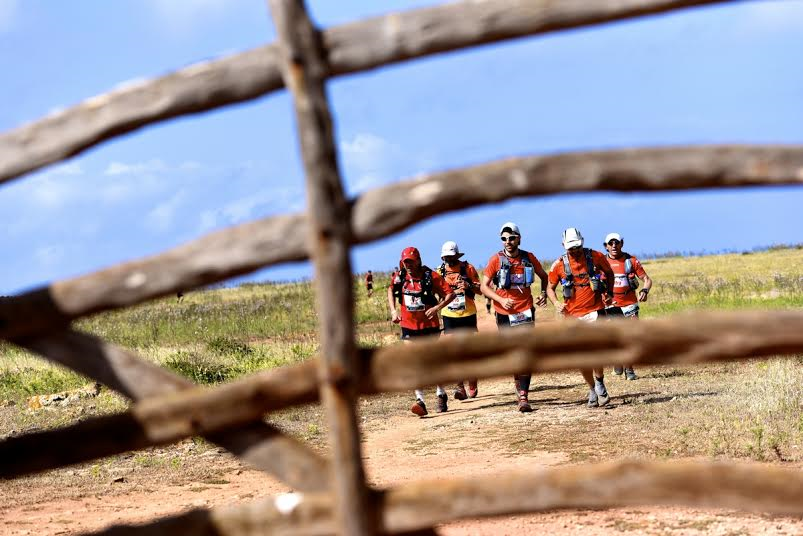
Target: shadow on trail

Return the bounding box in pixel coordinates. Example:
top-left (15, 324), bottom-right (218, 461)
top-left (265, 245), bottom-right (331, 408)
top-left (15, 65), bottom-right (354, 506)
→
top-left (640, 391), bottom-right (718, 405)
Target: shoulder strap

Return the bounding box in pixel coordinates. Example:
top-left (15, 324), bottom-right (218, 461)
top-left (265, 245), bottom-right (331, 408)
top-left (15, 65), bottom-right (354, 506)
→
top-left (497, 251), bottom-right (510, 267)
top-left (438, 262), bottom-right (446, 278)
top-left (517, 249), bottom-right (532, 266)
top-left (584, 248), bottom-right (596, 276)
top-left (623, 252), bottom-right (633, 274)
top-left (460, 261), bottom-right (467, 277)
top-left (562, 253), bottom-right (572, 278)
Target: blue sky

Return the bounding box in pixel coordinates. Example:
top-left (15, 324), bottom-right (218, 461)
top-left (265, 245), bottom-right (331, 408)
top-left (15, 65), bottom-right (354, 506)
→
top-left (0, 0), bottom-right (802, 293)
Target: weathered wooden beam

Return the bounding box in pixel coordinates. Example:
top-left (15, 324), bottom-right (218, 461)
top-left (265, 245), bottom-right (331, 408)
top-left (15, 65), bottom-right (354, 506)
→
top-left (269, 1), bottom-right (373, 534)
top-left (0, 0), bottom-right (734, 185)
top-left (88, 460), bottom-right (803, 535)
top-left (16, 329), bottom-right (329, 490)
top-left (1, 144), bottom-right (801, 341)
top-left (6, 309), bottom-right (803, 478)
top-left (0, 333), bottom-right (322, 480)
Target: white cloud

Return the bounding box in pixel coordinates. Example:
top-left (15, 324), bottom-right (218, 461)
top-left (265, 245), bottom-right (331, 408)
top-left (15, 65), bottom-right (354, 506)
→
top-left (198, 187), bottom-right (303, 233)
top-left (735, 2), bottom-right (803, 34)
top-left (0, 0), bottom-right (18, 33)
top-left (145, 190), bottom-right (187, 233)
top-left (340, 133), bottom-right (402, 193)
top-left (49, 162), bottom-right (84, 176)
top-left (145, 0), bottom-right (245, 33)
top-left (105, 159), bottom-right (166, 176)
top-left (35, 245), bottom-right (65, 267)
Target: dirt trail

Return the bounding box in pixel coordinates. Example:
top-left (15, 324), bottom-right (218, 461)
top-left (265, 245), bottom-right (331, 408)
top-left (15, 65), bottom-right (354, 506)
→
top-left (4, 309), bottom-right (803, 535)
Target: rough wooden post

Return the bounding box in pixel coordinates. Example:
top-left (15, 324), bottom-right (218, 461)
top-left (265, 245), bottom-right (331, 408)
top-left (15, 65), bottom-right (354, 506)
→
top-left (268, 1), bottom-right (374, 535)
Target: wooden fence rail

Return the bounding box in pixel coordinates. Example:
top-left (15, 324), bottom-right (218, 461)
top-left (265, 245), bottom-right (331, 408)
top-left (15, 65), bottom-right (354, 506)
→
top-left (5, 309), bottom-right (803, 480)
top-left (0, 0), bottom-right (799, 534)
top-left (1, 144), bottom-right (801, 341)
top-left (0, 0), bottom-right (735, 185)
top-left (91, 460), bottom-right (803, 535)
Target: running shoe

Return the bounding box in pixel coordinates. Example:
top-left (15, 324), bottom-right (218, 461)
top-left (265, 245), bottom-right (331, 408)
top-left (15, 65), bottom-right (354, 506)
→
top-left (411, 399), bottom-right (427, 417)
top-left (468, 380), bottom-right (478, 399)
top-left (594, 378), bottom-right (610, 407)
top-left (625, 368), bottom-right (638, 381)
top-left (587, 388), bottom-right (598, 408)
top-left (437, 393), bottom-right (448, 413)
top-left (518, 391), bottom-right (533, 413)
top-left (453, 384), bottom-right (468, 401)
top-left (613, 366), bottom-right (624, 376)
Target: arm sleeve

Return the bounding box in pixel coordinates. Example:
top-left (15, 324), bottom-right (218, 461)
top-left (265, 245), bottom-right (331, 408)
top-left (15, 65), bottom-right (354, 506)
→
top-left (468, 264), bottom-right (481, 284)
top-left (633, 257), bottom-right (647, 278)
top-left (484, 256), bottom-right (499, 281)
top-left (548, 263), bottom-right (562, 285)
top-left (432, 272), bottom-right (452, 297)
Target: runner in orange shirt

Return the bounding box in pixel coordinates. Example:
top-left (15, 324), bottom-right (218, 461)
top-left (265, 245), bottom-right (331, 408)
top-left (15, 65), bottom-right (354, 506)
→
top-left (388, 247), bottom-right (455, 417)
top-left (438, 240), bottom-right (482, 400)
top-left (602, 232), bottom-right (653, 380)
top-left (546, 228), bottom-right (616, 408)
top-left (480, 222), bottom-right (548, 412)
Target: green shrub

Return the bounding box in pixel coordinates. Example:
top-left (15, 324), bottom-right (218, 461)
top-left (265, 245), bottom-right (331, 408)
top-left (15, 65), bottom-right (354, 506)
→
top-left (164, 351), bottom-right (232, 384)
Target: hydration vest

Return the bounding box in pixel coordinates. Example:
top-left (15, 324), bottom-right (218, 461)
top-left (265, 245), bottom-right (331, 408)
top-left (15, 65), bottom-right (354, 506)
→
top-left (392, 266), bottom-right (438, 306)
top-left (494, 250), bottom-right (535, 290)
top-left (438, 261), bottom-right (475, 299)
top-left (560, 248), bottom-right (603, 297)
top-left (616, 252), bottom-right (639, 292)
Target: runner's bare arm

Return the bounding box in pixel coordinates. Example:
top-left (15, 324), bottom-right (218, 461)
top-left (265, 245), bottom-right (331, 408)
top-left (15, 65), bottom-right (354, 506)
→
top-left (534, 257), bottom-right (549, 307)
top-left (425, 291), bottom-right (456, 320)
top-left (480, 278), bottom-right (513, 310)
top-left (639, 272), bottom-right (653, 302)
top-left (546, 279), bottom-right (565, 313)
top-left (387, 285), bottom-right (401, 323)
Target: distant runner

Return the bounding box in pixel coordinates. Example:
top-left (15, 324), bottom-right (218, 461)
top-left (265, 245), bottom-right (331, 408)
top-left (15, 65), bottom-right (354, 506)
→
top-left (365, 270), bottom-right (374, 297)
top-left (388, 247), bottom-right (455, 417)
top-left (438, 241), bottom-right (482, 400)
top-left (481, 222), bottom-right (548, 412)
top-left (602, 232), bottom-right (653, 380)
top-left (546, 228), bottom-right (616, 408)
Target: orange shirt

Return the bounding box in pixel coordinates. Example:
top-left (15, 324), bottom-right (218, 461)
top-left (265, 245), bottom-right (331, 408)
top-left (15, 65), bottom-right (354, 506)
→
top-left (390, 269), bottom-right (451, 330)
top-left (605, 253), bottom-right (647, 307)
top-left (440, 261), bottom-right (481, 318)
top-left (484, 250), bottom-right (542, 315)
top-left (548, 249), bottom-right (608, 317)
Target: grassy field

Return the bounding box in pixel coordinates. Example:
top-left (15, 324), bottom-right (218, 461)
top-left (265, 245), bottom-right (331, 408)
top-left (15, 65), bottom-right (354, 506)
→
top-left (2, 247), bottom-right (803, 466)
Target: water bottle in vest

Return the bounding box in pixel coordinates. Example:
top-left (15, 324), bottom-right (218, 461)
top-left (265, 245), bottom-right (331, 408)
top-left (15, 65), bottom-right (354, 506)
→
top-left (561, 278), bottom-right (573, 299)
top-left (590, 275), bottom-right (600, 292)
top-left (524, 264), bottom-right (534, 287)
top-left (498, 265), bottom-right (510, 289)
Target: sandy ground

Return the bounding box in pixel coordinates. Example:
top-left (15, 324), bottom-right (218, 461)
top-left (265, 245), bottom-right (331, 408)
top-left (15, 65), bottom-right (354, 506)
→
top-left (3, 311), bottom-right (803, 535)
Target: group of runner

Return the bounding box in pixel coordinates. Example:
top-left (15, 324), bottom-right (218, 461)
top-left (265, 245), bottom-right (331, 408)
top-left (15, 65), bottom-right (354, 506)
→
top-left (383, 221), bottom-right (653, 417)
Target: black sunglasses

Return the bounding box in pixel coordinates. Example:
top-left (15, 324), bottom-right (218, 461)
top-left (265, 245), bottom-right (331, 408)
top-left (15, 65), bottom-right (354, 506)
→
top-left (607, 240), bottom-right (621, 246)
top-left (500, 235), bottom-right (519, 242)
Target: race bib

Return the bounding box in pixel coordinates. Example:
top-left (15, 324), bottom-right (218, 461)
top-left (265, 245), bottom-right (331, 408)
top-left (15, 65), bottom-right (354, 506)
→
top-left (447, 294), bottom-right (466, 311)
top-left (510, 272), bottom-right (525, 286)
top-left (621, 303), bottom-right (640, 318)
top-left (509, 309), bottom-right (534, 327)
top-left (579, 310), bottom-right (599, 323)
top-left (404, 294), bottom-right (426, 312)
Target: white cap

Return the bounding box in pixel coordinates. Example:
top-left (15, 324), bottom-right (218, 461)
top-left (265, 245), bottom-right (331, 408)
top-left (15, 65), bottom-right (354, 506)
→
top-left (562, 227), bottom-right (584, 249)
top-left (440, 240), bottom-right (464, 259)
top-left (604, 232), bottom-right (623, 244)
top-left (499, 222), bottom-right (521, 236)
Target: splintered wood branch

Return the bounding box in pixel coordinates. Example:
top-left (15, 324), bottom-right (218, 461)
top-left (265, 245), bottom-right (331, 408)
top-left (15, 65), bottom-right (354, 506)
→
top-left (0, 0), bottom-right (732, 184)
top-left (269, 0), bottom-right (373, 534)
top-left (5, 310), bottom-right (803, 478)
top-left (89, 460), bottom-right (803, 535)
top-left (1, 145), bottom-right (801, 340)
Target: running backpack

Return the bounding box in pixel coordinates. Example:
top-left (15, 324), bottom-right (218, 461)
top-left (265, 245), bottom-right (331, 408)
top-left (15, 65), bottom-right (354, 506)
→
top-left (560, 248), bottom-right (603, 298)
top-left (622, 253), bottom-right (639, 291)
top-left (438, 261), bottom-right (475, 299)
top-left (392, 266), bottom-right (438, 306)
top-left (494, 250), bottom-right (535, 290)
